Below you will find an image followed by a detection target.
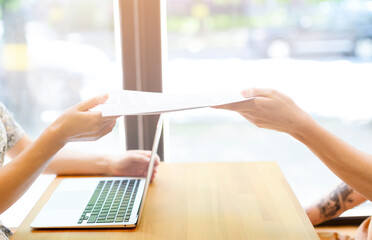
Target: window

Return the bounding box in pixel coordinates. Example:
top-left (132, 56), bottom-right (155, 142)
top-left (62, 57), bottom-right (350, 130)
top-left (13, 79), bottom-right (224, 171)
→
top-left (2, 0), bottom-right (372, 229)
top-left (164, 0), bottom-right (372, 215)
top-left (0, 0), bottom-right (123, 227)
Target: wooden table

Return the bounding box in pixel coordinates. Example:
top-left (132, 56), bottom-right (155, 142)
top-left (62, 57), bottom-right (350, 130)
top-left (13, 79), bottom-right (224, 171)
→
top-left (12, 162), bottom-right (319, 240)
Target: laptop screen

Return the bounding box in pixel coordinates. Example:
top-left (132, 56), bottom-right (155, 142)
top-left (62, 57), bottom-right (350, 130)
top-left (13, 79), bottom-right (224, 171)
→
top-left (137, 114), bottom-right (163, 223)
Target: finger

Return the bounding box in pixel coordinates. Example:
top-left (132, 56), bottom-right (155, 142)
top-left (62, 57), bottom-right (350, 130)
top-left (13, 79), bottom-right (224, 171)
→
top-left (146, 153), bottom-right (160, 165)
top-left (103, 120), bottom-right (116, 133)
top-left (90, 119), bottom-right (116, 140)
top-left (102, 117), bottom-right (118, 126)
top-left (213, 99), bottom-right (256, 111)
top-left (129, 150), bottom-right (159, 162)
top-left (97, 119), bottom-right (116, 132)
top-left (74, 113), bottom-right (112, 138)
top-left (77, 94), bottom-right (109, 111)
top-left (154, 155), bottom-right (160, 166)
top-left (151, 171), bottom-right (157, 182)
top-left (129, 150), bottom-right (152, 156)
top-left (62, 119), bottom-right (112, 141)
top-left (103, 116), bottom-right (120, 122)
top-left (137, 154), bottom-right (160, 166)
top-left (241, 88), bottom-right (277, 98)
top-left (130, 151), bottom-right (151, 161)
top-left (99, 123), bottom-right (115, 139)
top-left (151, 174), bottom-right (156, 182)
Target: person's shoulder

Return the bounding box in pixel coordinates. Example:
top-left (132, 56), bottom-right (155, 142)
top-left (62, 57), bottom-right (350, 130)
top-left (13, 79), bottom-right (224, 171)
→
top-left (0, 101), bottom-right (14, 121)
top-left (0, 101), bottom-right (7, 115)
top-left (0, 101), bottom-right (5, 113)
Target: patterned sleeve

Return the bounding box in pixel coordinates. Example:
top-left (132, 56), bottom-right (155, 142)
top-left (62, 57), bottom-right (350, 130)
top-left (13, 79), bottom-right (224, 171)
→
top-left (0, 102), bottom-right (25, 150)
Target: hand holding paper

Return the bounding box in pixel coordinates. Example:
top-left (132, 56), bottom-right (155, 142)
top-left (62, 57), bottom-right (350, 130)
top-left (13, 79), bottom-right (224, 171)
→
top-left (91, 90), bottom-right (254, 116)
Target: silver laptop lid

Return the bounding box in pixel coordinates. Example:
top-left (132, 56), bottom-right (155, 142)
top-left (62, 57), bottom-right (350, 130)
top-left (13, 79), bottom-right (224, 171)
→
top-left (137, 114), bottom-right (163, 224)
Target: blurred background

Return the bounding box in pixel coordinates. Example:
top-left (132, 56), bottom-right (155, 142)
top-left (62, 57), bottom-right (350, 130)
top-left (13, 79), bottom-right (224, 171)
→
top-left (0, 0), bottom-right (122, 227)
top-left (1, 0), bottom-right (372, 227)
top-left (164, 0), bottom-right (372, 217)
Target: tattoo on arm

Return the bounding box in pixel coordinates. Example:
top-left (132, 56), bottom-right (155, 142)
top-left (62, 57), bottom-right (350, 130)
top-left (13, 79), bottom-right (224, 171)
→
top-left (338, 184), bottom-right (354, 202)
top-left (317, 183), bottom-right (354, 219)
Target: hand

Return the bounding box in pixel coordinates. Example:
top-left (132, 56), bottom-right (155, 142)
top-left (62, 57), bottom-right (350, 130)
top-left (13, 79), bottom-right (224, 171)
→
top-left (106, 150), bottom-right (160, 181)
top-left (215, 88), bottom-right (312, 136)
top-left (50, 94), bottom-right (118, 144)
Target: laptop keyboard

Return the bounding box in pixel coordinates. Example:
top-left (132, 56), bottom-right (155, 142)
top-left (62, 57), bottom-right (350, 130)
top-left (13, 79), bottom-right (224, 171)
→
top-left (78, 179), bottom-right (140, 224)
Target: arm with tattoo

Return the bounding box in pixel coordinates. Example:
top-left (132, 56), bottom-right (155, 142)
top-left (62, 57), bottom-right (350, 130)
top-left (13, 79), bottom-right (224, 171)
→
top-left (305, 183), bottom-right (367, 225)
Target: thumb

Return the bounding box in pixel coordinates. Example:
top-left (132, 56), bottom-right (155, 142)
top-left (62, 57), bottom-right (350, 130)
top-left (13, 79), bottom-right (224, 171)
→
top-left (78, 94), bottom-right (109, 111)
top-left (241, 89), bottom-right (254, 98)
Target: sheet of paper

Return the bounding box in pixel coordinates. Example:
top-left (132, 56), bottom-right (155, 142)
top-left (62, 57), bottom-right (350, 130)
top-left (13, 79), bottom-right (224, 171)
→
top-left (92, 90), bottom-right (254, 116)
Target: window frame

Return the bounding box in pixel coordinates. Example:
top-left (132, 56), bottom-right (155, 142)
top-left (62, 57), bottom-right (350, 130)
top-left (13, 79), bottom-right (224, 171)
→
top-left (117, 0), bottom-right (164, 159)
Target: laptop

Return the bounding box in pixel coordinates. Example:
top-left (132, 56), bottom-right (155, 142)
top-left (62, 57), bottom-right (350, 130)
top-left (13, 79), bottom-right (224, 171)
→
top-left (31, 115), bottom-right (163, 229)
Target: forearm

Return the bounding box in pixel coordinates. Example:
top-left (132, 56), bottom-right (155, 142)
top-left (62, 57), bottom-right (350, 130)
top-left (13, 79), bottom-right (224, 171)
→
top-left (46, 150), bottom-right (159, 178)
top-left (44, 149), bottom-right (110, 175)
top-left (0, 127), bottom-right (64, 213)
top-left (306, 183), bottom-right (367, 225)
top-left (291, 118), bottom-right (372, 201)
top-left (216, 88), bottom-right (372, 202)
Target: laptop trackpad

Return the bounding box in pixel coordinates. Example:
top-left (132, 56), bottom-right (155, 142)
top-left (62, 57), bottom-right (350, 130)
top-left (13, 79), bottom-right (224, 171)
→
top-left (44, 190), bottom-right (90, 211)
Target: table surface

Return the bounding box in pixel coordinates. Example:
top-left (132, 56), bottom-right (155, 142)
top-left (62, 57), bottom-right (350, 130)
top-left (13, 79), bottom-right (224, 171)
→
top-left (12, 161), bottom-right (319, 240)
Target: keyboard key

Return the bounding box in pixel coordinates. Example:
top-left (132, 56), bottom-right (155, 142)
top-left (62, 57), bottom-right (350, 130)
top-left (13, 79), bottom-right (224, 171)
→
top-left (115, 216), bottom-right (124, 222)
top-left (87, 214), bottom-right (98, 223)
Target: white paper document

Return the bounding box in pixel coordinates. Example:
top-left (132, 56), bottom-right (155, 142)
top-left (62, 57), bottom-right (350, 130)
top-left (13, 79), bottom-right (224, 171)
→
top-left (92, 90), bottom-right (254, 116)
